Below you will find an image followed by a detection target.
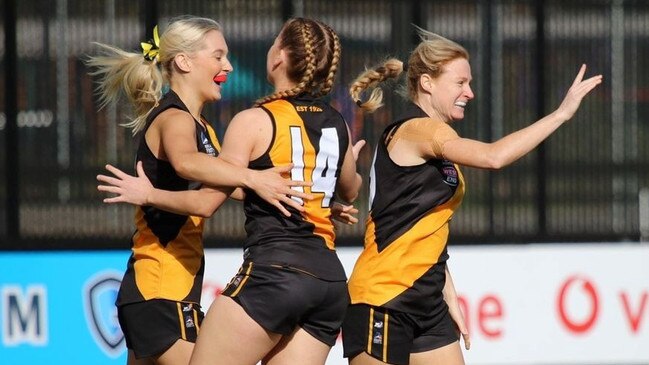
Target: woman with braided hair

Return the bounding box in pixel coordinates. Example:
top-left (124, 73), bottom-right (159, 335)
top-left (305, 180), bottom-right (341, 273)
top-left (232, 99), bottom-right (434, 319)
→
top-left (97, 17), bottom-right (364, 365)
top-left (341, 29), bottom-right (602, 365)
top-left (187, 17), bottom-right (363, 365)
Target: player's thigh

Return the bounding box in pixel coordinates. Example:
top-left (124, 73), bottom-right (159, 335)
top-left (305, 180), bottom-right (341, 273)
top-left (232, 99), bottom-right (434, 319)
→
top-left (263, 327), bottom-right (331, 365)
top-left (127, 350), bottom-right (155, 365)
top-left (348, 351), bottom-right (390, 365)
top-left (155, 339), bottom-right (194, 365)
top-left (190, 295), bottom-right (282, 365)
top-left (409, 340), bottom-right (464, 365)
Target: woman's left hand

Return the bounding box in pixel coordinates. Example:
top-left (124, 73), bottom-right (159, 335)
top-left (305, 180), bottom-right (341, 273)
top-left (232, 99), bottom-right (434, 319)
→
top-left (331, 202), bottom-right (359, 225)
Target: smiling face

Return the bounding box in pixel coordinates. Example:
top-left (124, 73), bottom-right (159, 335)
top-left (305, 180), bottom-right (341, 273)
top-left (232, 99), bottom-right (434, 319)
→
top-left (189, 30), bottom-right (233, 102)
top-left (425, 57), bottom-right (474, 122)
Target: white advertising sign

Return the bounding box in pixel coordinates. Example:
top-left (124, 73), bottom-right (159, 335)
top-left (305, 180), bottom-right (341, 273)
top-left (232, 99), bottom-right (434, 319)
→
top-left (204, 244), bottom-right (649, 365)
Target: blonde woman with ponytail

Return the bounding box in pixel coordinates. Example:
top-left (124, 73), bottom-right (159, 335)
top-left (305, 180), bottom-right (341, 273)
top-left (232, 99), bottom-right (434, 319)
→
top-left (343, 29), bottom-right (602, 365)
top-left (90, 16), bottom-right (311, 365)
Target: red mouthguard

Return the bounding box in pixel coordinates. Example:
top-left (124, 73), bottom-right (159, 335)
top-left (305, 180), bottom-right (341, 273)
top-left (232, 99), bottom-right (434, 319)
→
top-left (213, 74), bottom-right (228, 83)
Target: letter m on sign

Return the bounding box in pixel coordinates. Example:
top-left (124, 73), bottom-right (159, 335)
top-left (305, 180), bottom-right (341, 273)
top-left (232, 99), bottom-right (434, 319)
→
top-left (2, 285), bottom-right (48, 346)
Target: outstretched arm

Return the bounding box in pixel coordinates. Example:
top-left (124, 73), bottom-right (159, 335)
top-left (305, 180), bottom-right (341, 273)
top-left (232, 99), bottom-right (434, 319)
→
top-left (437, 64), bottom-right (603, 169)
top-left (97, 162), bottom-right (229, 217)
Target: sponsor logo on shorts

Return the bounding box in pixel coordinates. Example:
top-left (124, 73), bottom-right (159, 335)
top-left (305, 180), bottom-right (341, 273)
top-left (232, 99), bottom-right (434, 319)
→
top-left (185, 316), bottom-right (195, 328)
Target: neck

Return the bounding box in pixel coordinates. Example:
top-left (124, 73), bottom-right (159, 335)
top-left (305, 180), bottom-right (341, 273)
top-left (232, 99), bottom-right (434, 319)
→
top-left (170, 82), bottom-right (203, 121)
top-left (414, 94), bottom-right (447, 123)
top-left (272, 75), bottom-right (297, 95)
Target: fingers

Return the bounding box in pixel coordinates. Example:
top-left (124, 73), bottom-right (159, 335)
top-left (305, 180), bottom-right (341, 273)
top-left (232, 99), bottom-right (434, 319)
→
top-left (462, 333), bottom-right (471, 350)
top-left (288, 180), bottom-right (313, 188)
top-left (136, 161), bottom-right (145, 177)
top-left (284, 188), bottom-right (313, 201)
top-left (352, 140), bottom-right (366, 161)
top-left (103, 197), bottom-right (124, 204)
top-left (97, 185), bottom-right (122, 194)
top-left (274, 195), bottom-right (310, 216)
top-left (571, 64), bottom-right (586, 87)
top-left (104, 164), bottom-right (128, 179)
top-left (272, 201), bottom-right (292, 217)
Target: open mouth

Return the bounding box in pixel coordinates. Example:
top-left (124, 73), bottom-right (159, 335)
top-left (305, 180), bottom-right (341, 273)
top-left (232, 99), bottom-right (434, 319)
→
top-left (213, 74), bottom-right (227, 85)
top-left (454, 101), bottom-right (467, 108)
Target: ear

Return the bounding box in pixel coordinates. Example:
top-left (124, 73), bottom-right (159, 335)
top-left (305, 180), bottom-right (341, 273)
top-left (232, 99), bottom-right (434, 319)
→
top-left (270, 49), bottom-right (285, 72)
top-left (419, 73), bottom-right (435, 94)
top-left (173, 53), bottom-right (192, 73)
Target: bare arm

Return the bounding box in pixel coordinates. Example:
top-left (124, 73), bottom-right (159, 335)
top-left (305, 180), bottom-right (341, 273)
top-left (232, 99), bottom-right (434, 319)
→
top-left (443, 265), bottom-right (470, 350)
top-left (435, 65), bottom-right (602, 169)
top-left (97, 162), bottom-right (229, 217)
top-left (156, 109), bottom-right (310, 215)
top-left (217, 108), bottom-right (313, 217)
top-left (335, 132), bottom-right (365, 203)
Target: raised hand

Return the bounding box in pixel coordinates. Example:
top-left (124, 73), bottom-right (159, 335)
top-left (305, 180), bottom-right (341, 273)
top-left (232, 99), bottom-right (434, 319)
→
top-left (555, 64), bottom-right (603, 122)
top-left (97, 161), bottom-right (152, 205)
top-left (248, 164), bottom-right (313, 217)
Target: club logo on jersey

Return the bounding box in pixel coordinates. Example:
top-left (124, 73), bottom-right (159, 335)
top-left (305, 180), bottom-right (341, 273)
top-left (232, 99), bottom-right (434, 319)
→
top-left (185, 316), bottom-right (195, 328)
top-left (200, 131), bottom-right (217, 156)
top-left (440, 161), bottom-right (459, 187)
top-left (83, 271), bottom-right (124, 358)
top-left (372, 332), bottom-right (383, 344)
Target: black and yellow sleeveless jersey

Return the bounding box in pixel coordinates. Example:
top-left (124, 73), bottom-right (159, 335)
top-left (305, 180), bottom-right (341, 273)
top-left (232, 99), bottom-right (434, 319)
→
top-left (347, 103), bottom-right (465, 316)
top-left (243, 94), bottom-right (349, 281)
top-left (116, 90), bottom-right (220, 306)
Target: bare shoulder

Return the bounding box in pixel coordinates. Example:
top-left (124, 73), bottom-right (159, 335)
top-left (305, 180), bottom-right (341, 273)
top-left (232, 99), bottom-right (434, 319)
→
top-left (153, 108), bottom-right (195, 130)
top-left (403, 117), bottom-right (458, 138)
top-left (227, 107), bottom-right (272, 134)
top-left (229, 107), bottom-right (270, 126)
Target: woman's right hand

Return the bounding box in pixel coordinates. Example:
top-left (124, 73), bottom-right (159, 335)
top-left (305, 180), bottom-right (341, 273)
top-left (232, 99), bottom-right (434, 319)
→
top-left (247, 164), bottom-right (313, 217)
top-left (554, 64), bottom-right (603, 122)
top-left (97, 161), bottom-right (153, 206)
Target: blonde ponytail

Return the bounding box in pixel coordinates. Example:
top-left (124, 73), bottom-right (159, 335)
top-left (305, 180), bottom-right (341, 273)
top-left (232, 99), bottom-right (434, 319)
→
top-left (349, 59), bottom-right (403, 113)
top-left (87, 43), bottom-right (163, 135)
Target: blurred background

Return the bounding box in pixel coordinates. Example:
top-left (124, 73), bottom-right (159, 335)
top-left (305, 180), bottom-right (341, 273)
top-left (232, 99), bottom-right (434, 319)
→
top-left (1, 0), bottom-right (648, 364)
top-left (2, 0), bottom-right (648, 248)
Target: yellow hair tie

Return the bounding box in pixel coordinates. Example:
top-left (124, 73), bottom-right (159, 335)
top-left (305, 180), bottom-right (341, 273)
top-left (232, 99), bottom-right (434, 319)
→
top-left (141, 25), bottom-right (160, 62)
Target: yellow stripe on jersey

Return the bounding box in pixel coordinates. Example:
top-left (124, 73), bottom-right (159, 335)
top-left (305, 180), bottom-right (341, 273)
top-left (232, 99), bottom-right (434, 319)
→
top-left (349, 166), bottom-right (465, 306)
top-left (177, 303), bottom-right (186, 340)
top-left (263, 99), bottom-right (336, 249)
top-left (383, 311), bottom-right (389, 362)
top-left (132, 208), bottom-right (205, 301)
top-left (367, 307), bottom-right (374, 354)
top-left (230, 262), bottom-right (254, 297)
top-left (204, 122), bottom-right (222, 152)
top-left (194, 307), bottom-right (200, 333)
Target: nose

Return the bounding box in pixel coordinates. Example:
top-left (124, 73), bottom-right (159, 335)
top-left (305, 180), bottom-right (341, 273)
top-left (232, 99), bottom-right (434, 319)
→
top-left (465, 84), bottom-right (474, 100)
top-left (223, 57), bottom-right (234, 73)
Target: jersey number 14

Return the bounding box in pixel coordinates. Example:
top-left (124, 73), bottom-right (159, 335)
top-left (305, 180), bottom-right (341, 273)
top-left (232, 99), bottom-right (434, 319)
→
top-left (289, 126), bottom-right (339, 207)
